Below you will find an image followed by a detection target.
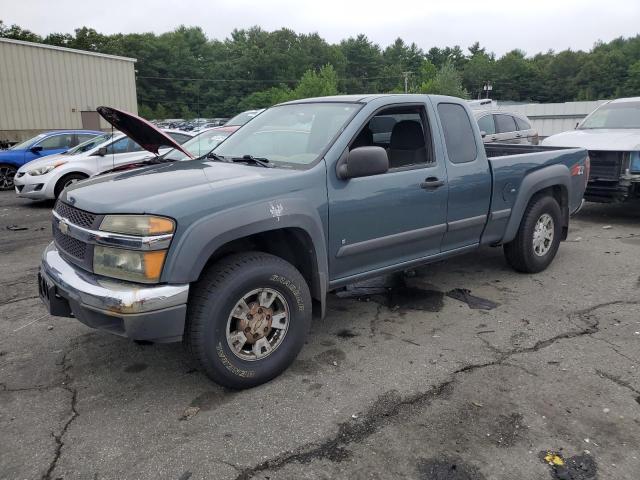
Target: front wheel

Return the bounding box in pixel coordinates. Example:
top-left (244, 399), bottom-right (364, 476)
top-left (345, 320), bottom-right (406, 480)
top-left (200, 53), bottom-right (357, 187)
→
top-left (186, 252), bottom-right (312, 389)
top-left (54, 173), bottom-right (88, 198)
top-left (0, 164), bottom-right (17, 190)
top-left (504, 195), bottom-right (562, 273)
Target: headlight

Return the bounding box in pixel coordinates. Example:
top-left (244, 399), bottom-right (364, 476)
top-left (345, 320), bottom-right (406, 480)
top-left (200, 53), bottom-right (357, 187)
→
top-left (28, 161), bottom-right (67, 176)
top-left (93, 214), bottom-right (175, 283)
top-left (94, 246), bottom-right (167, 283)
top-left (100, 215), bottom-right (175, 235)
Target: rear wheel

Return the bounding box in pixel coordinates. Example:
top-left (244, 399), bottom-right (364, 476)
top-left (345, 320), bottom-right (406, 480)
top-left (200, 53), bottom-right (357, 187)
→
top-left (504, 195), bottom-right (562, 273)
top-left (54, 173), bottom-right (87, 198)
top-left (185, 252), bottom-right (312, 389)
top-left (0, 164), bottom-right (17, 190)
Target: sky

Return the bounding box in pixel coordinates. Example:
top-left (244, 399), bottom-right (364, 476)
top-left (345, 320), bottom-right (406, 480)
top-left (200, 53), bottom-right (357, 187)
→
top-left (2, 0), bottom-right (639, 56)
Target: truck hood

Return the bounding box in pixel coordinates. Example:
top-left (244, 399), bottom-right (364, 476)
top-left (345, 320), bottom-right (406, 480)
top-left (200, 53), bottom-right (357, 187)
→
top-left (60, 159), bottom-right (296, 214)
top-left (97, 106), bottom-right (193, 158)
top-left (542, 129), bottom-right (640, 151)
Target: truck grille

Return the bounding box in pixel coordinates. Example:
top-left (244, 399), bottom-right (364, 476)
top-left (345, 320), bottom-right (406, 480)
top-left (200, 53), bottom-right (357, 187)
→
top-left (588, 151), bottom-right (623, 181)
top-left (54, 201), bottom-right (97, 228)
top-left (52, 201), bottom-right (98, 270)
top-left (54, 228), bottom-right (87, 259)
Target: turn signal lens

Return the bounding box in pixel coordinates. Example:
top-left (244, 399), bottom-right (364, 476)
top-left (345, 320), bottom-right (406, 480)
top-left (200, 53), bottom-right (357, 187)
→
top-left (100, 215), bottom-right (175, 236)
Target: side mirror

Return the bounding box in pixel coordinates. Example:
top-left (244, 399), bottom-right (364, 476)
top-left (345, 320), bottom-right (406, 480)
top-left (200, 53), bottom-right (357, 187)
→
top-left (480, 130), bottom-right (487, 138)
top-left (337, 146), bottom-right (389, 180)
top-left (575, 122), bottom-right (580, 129)
top-left (94, 147), bottom-right (107, 157)
top-left (30, 145), bottom-right (43, 153)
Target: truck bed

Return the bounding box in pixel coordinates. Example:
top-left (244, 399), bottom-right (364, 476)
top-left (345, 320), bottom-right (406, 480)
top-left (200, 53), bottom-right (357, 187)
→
top-left (485, 143), bottom-right (574, 158)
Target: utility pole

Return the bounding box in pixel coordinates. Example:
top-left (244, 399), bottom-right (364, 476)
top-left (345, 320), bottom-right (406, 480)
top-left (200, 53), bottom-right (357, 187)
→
top-left (402, 71), bottom-right (412, 93)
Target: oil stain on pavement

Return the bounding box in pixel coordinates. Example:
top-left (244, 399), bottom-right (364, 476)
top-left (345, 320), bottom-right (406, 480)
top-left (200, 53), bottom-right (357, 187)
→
top-left (417, 456), bottom-right (486, 480)
top-left (540, 451), bottom-right (598, 480)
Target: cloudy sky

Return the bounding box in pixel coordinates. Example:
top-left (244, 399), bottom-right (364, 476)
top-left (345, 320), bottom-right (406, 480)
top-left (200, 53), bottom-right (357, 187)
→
top-left (2, 0), bottom-right (639, 56)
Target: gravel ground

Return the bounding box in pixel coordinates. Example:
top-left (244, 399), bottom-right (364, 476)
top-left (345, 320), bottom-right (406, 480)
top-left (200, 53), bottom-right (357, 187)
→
top-left (1, 189), bottom-right (639, 480)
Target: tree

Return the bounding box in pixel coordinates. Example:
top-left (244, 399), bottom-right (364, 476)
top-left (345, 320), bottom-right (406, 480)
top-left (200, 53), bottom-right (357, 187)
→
top-left (418, 61), bottom-right (468, 98)
top-left (0, 20), bottom-right (41, 42)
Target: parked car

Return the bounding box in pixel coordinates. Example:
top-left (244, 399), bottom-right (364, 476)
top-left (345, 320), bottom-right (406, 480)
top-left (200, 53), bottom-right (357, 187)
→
top-left (0, 130), bottom-right (102, 190)
top-left (39, 96), bottom-right (587, 389)
top-left (14, 129), bottom-right (192, 199)
top-left (225, 109), bottom-right (265, 126)
top-left (473, 110), bottom-right (539, 145)
top-left (542, 97), bottom-right (640, 202)
top-left (104, 125), bottom-right (240, 173)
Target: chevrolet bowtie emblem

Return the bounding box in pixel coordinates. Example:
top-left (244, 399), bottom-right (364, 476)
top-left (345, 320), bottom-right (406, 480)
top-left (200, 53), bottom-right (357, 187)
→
top-left (59, 219), bottom-right (69, 235)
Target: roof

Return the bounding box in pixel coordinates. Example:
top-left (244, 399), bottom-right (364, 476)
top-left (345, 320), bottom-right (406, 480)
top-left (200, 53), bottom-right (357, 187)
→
top-left (281, 94), bottom-right (389, 104)
top-left (609, 97), bottom-right (640, 104)
top-left (0, 37), bottom-right (137, 63)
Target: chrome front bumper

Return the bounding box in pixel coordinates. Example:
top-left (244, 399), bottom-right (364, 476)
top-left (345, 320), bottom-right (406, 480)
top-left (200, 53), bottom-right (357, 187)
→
top-left (40, 243), bottom-right (189, 342)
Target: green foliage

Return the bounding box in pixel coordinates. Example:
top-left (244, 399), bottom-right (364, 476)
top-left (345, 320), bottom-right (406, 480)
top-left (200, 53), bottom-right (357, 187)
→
top-left (1, 19), bottom-right (639, 117)
top-left (418, 61), bottom-right (469, 98)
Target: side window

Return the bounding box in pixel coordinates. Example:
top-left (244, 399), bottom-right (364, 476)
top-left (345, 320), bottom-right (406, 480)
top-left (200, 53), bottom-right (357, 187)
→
top-left (37, 134), bottom-right (74, 150)
top-left (494, 114), bottom-right (518, 134)
top-left (477, 114), bottom-right (495, 135)
top-left (437, 103), bottom-right (477, 164)
top-left (105, 137), bottom-right (129, 155)
top-left (127, 139), bottom-right (145, 152)
top-left (167, 132), bottom-right (191, 144)
top-left (515, 117), bottom-right (532, 131)
top-left (77, 134), bottom-right (98, 144)
top-left (350, 106), bottom-right (432, 169)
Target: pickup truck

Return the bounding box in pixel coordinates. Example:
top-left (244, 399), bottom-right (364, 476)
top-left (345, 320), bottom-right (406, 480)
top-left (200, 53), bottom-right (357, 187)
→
top-left (542, 96), bottom-right (640, 203)
top-left (38, 95), bottom-right (588, 389)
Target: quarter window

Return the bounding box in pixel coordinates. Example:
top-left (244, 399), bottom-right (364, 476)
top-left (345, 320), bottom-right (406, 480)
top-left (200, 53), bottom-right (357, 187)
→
top-left (437, 103), bottom-right (477, 164)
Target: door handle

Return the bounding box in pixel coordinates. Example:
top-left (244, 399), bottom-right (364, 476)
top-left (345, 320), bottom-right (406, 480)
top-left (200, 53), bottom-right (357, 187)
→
top-left (420, 177), bottom-right (445, 189)
top-left (515, 133), bottom-right (521, 138)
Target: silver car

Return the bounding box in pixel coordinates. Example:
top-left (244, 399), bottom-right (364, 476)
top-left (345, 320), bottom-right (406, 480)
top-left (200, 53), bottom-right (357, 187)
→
top-left (474, 110), bottom-right (539, 145)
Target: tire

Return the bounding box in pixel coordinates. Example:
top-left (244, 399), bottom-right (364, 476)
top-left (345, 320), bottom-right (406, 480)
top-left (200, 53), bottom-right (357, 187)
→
top-left (0, 164), bottom-right (17, 191)
top-left (54, 173), bottom-right (87, 198)
top-left (504, 194), bottom-right (562, 273)
top-left (185, 252), bottom-right (312, 389)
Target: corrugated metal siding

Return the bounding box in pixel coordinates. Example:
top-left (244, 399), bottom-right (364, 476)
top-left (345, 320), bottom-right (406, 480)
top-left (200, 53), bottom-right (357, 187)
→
top-left (498, 101), bottom-right (608, 138)
top-left (0, 38), bottom-right (137, 131)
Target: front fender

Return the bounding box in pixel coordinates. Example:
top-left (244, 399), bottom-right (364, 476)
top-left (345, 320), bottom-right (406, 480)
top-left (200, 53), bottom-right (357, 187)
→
top-left (501, 164), bottom-right (571, 244)
top-left (162, 197), bottom-right (329, 292)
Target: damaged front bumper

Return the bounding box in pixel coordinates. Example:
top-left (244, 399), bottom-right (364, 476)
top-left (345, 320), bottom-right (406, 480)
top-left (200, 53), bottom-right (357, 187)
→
top-left (39, 242), bottom-right (189, 342)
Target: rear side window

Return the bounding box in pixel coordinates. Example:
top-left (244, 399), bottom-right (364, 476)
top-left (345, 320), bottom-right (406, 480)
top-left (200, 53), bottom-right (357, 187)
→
top-left (37, 134), bottom-right (75, 150)
top-left (495, 114), bottom-right (518, 133)
top-left (437, 103), bottom-right (477, 164)
top-left (515, 117), bottom-right (532, 130)
top-left (477, 114), bottom-right (495, 135)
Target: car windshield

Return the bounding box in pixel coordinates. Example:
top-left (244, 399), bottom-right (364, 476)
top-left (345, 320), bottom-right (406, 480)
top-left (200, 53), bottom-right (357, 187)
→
top-left (579, 101), bottom-right (640, 129)
top-left (226, 110), bottom-right (263, 126)
top-left (10, 133), bottom-right (47, 150)
top-left (62, 133), bottom-right (113, 155)
top-left (163, 129), bottom-right (233, 161)
top-left (213, 103), bottom-right (360, 168)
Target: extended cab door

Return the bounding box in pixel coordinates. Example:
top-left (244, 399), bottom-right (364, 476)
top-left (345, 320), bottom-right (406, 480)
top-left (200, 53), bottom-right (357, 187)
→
top-left (327, 102), bottom-right (448, 282)
top-left (434, 101), bottom-right (492, 251)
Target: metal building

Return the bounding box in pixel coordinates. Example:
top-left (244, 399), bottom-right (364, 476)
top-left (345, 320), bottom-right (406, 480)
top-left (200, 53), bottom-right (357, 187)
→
top-left (0, 38), bottom-right (137, 143)
top-left (497, 100), bottom-right (607, 139)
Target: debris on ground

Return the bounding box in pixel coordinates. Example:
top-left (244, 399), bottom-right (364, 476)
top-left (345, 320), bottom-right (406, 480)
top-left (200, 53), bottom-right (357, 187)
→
top-left (540, 451), bottom-right (598, 480)
top-left (602, 225), bottom-right (613, 229)
top-left (446, 289), bottom-right (498, 310)
top-left (179, 406), bottom-right (200, 421)
top-left (6, 225), bottom-right (28, 231)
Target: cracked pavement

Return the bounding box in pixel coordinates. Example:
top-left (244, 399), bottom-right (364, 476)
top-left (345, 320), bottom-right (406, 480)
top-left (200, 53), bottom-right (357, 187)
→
top-left (1, 190), bottom-right (639, 480)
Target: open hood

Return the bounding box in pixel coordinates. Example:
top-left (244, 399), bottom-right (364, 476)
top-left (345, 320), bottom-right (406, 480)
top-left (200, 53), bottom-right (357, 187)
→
top-left (97, 106), bottom-right (193, 158)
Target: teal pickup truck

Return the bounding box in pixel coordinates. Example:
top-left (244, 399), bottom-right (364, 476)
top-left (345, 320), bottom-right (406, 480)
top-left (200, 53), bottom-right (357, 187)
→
top-left (39, 95), bottom-right (588, 388)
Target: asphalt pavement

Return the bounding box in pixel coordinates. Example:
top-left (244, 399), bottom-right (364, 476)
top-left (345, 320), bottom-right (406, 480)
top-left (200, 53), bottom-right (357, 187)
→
top-left (1, 190), bottom-right (639, 480)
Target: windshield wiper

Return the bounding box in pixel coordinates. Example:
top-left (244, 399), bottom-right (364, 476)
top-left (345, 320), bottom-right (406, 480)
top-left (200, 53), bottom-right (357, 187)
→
top-left (206, 152), bottom-right (231, 162)
top-left (230, 155), bottom-right (274, 168)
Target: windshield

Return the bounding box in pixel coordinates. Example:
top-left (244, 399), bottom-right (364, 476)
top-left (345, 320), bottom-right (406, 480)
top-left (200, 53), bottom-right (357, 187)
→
top-left (580, 101), bottom-right (640, 129)
top-left (164, 129), bottom-right (233, 161)
top-left (226, 110), bottom-right (264, 126)
top-left (10, 133), bottom-right (47, 150)
top-left (214, 103), bottom-right (360, 168)
top-left (63, 133), bottom-right (113, 155)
